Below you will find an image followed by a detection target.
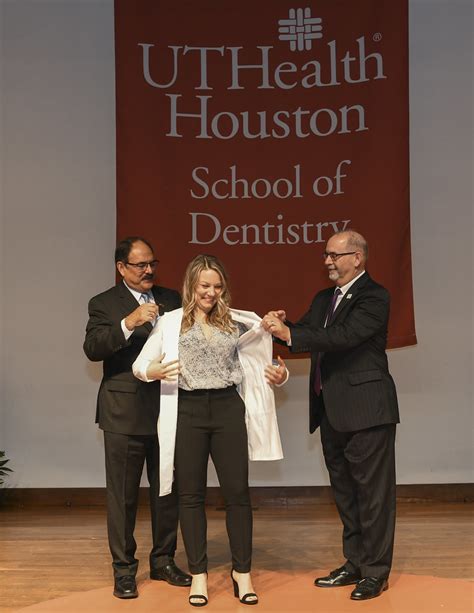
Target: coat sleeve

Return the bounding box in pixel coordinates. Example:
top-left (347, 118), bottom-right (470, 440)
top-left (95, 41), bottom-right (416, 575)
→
top-left (290, 289), bottom-right (390, 353)
top-left (272, 302), bottom-right (314, 348)
top-left (132, 317), bottom-right (164, 381)
top-left (83, 295), bottom-right (130, 362)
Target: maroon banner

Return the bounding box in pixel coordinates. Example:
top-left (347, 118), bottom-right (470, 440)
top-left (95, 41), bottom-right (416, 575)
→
top-left (115, 0), bottom-right (416, 349)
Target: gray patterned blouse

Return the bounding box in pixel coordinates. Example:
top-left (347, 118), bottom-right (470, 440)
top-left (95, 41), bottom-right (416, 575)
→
top-left (178, 321), bottom-right (247, 390)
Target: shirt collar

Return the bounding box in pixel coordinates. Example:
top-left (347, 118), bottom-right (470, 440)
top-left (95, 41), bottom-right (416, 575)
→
top-left (122, 280), bottom-right (151, 303)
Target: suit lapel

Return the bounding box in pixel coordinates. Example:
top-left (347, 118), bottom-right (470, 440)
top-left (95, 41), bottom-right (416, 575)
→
top-left (151, 286), bottom-right (167, 316)
top-left (116, 281), bottom-right (153, 333)
top-left (315, 288), bottom-right (335, 325)
top-left (329, 272), bottom-right (370, 324)
top-left (116, 281), bottom-right (140, 315)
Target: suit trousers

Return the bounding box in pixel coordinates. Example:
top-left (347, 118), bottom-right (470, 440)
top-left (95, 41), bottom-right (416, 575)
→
top-left (320, 407), bottom-right (396, 579)
top-left (103, 431), bottom-right (179, 577)
top-left (174, 386), bottom-right (252, 574)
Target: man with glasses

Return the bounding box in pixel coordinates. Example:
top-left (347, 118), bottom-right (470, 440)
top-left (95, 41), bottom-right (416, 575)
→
top-left (84, 237), bottom-right (190, 599)
top-left (262, 230), bottom-right (399, 601)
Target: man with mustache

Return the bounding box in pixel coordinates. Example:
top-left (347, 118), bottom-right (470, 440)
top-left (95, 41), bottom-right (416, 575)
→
top-left (262, 230), bottom-right (399, 601)
top-left (84, 237), bottom-right (190, 599)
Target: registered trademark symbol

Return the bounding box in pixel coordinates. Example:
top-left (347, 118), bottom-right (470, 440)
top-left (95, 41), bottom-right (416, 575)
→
top-left (373, 33), bottom-right (382, 42)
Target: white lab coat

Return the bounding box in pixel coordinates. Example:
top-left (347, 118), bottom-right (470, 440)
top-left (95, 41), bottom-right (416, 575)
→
top-left (132, 308), bottom-right (284, 496)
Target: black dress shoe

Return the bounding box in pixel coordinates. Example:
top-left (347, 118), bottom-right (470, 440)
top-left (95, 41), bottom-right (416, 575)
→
top-left (314, 565), bottom-right (361, 587)
top-left (150, 561), bottom-right (192, 587)
top-left (113, 575), bottom-right (138, 599)
top-left (350, 577), bottom-right (388, 600)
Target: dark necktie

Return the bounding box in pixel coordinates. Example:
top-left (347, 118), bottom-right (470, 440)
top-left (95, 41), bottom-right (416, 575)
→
top-left (314, 288), bottom-right (342, 396)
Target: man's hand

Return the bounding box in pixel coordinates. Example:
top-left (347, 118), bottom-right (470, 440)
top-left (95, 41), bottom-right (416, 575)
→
top-left (262, 311), bottom-right (291, 343)
top-left (124, 303), bottom-right (159, 331)
top-left (262, 310), bottom-right (286, 325)
top-left (146, 353), bottom-right (180, 381)
top-left (264, 356), bottom-right (288, 385)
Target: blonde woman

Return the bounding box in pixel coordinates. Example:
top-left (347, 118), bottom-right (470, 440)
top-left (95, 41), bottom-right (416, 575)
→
top-left (133, 255), bottom-right (287, 607)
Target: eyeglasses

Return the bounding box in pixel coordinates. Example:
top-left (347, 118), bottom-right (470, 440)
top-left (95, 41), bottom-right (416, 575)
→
top-left (322, 251), bottom-right (357, 261)
top-left (123, 259), bottom-right (159, 270)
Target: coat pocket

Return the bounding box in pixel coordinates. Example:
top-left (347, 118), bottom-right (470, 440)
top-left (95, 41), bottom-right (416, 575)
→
top-left (105, 380), bottom-right (138, 393)
top-left (348, 369), bottom-right (382, 385)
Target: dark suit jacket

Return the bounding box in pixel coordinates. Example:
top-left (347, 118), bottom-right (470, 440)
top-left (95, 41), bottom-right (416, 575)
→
top-left (288, 273), bottom-right (399, 434)
top-left (83, 282), bottom-right (181, 435)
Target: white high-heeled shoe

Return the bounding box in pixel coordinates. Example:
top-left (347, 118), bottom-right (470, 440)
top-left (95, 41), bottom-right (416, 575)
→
top-left (231, 569), bottom-right (258, 605)
top-left (189, 572), bottom-right (208, 607)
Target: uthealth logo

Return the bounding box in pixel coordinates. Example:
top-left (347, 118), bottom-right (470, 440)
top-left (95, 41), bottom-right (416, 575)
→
top-left (278, 7), bottom-right (323, 52)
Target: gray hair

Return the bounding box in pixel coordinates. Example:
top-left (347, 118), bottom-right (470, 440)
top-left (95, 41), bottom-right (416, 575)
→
top-left (335, 229), bottom-right (368, 260)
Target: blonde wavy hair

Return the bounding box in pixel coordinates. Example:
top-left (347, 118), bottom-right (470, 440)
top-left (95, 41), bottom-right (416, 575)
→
top-left (181, 254), bottom-right (236, 334)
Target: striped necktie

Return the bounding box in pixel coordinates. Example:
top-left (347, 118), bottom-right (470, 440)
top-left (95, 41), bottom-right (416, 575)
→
top-left (139, 292), bottom-right (157, 326)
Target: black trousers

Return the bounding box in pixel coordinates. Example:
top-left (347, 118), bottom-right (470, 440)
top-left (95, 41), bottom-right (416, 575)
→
top-left (103, 431), bottom-right (179, 577)
top-left (174, 386), bottom-right (252, 574)
top-left (320, 410), bottom-right (396, 579)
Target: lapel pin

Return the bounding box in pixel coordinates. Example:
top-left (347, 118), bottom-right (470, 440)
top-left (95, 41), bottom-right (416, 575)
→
top-left (347, 294), bottom-right (352, 299)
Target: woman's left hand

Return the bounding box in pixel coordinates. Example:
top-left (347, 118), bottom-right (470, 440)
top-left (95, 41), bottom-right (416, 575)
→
top-left (264, 355), bottom-right (288, 385)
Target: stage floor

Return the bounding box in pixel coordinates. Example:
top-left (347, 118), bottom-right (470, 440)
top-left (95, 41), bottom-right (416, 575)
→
top-left (0, 502), bottom-right (472, 612)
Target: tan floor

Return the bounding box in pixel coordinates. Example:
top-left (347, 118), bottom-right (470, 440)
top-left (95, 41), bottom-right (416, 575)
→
top-left (13, 571), bottom-right (474, 613)
top-left (0, 503), bottom-right (473, 612)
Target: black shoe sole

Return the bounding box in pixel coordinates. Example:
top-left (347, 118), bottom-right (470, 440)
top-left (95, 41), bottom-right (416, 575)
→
top-left (150, 573), bottom-right (191, 587)
top-left (113, 591), bottom-right (138, 599)
top-left (350, 584), bottom-right (389, 600)
top-left (315, 579), bottom-right (360, 588)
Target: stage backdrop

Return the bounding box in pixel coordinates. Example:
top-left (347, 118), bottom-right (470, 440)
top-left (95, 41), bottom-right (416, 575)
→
top-left (115, 0), bottom-right (416, 349)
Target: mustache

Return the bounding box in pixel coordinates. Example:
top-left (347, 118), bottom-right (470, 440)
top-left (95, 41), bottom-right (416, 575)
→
top-left (143, 274), bottom-right (154, 280)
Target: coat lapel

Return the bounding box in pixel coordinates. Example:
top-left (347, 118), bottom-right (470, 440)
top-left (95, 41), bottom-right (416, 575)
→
top-left (316, 288), bottom-right (335, 326)
top-left (116, 281), bottom-right (140, 315)
top-left (329, 272), bottom-right (370, 325)
top-left (151, 286), bottom-right (168, 316)
top-left (116, 281), bottom-right (153, 332)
